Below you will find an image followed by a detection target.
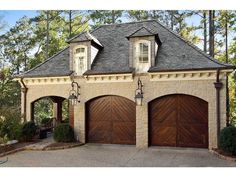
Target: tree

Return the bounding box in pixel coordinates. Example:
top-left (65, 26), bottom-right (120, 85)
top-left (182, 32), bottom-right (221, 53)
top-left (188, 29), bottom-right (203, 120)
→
top-left (126, 10), bottom-right (149, 21)
top-left (0, 16), bottom-right (35, 73)
top-left (88, 10), bottom-right (124, 28)
top-left (209, 10), bottom-right (215, 57)
top-left (62, 10), bottom-right (89, 39)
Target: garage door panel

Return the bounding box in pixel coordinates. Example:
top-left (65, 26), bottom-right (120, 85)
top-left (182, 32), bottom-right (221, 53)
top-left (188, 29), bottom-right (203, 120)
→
top-left (112, 122), bottom-right (136, 144)
top-left (88, 98), bottom-right (112, 121)
top-left (179, 96), bottom-right (208, 124)
top-left (178, 124), bottom-right (208, 148)
top-left (151, 126), bottom-right (176, 146)
top-left (149, 94), bottom-right (208, 148)
top-left (112, 97), bottom-right (135, 122)
top-left (86, 96), bottom-right (136, 145)
top-left (87, 121), bottom-right (112, 143)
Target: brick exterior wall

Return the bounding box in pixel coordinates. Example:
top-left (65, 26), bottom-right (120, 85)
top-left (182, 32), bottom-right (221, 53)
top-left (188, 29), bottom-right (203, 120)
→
top-left (22, 74), bottom-right (227, 150)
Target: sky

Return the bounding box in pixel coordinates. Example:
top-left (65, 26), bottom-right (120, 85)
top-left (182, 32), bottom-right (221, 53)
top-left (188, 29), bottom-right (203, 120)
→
top-left (0, 10), bottom-right (37, 32)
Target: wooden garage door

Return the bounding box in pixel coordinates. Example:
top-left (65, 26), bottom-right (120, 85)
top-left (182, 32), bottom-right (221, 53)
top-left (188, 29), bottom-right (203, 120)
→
top-left (149, 94), bottom-right (208, 148)
top-left (86, 95), bottom-right (136, 145)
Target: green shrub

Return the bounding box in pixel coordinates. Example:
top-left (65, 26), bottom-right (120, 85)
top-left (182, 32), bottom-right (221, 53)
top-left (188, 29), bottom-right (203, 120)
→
top-left (0, 107), bottom-right (22, 140)
top-left (22, 121), bottom-right (38, 141)
top-left (219, 126), bottom-right (236, 155)
top-left (53, 123), bottom-right (74, 142)
top-left (62, 118), bottom-right (69, 123)
top-left (41, 118), bottom-right (51, 125)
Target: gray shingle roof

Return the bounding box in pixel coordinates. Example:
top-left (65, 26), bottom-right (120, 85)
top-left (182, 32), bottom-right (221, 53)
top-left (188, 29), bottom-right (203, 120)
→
top-left (127, 26), bottom-right (157, 38)
top-left (17, 47), bottom-right (72, 78)
top-left (19, 20), bottom-right (234, 78)
top-left (67, 31), bottom-right (103, 48)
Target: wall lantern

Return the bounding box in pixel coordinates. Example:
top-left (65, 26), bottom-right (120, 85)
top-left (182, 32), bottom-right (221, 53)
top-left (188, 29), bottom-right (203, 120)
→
top-left (68, 81), bottom-right (80, 106)
top-left (135, 78), bottom-right (144, 106)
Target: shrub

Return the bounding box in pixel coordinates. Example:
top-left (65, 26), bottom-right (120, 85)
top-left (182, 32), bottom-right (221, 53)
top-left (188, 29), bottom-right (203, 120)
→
top-left (62, 118), bottom-right (69, 123)
top-left (22, 121), bottom-right (38, 141)
top-left (53, 123), bottom-right (74, 142)
top-left (219, 126), bottom-right (236, 155)
top-left (41, 118), bottom-right (51, 125)
top-left (0, 107), bottom-right (22, 140)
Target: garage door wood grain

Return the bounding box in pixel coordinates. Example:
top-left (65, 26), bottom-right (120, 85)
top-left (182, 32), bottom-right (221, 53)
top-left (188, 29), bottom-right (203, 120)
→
top-left (86, 95), bottom-right (136, 145)
top-left (149, 94), bottom-right (208, 148)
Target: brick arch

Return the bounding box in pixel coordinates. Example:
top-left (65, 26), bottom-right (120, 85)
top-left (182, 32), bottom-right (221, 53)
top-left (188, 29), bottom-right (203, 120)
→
top-left (30, 95), bottom-right (71, 126)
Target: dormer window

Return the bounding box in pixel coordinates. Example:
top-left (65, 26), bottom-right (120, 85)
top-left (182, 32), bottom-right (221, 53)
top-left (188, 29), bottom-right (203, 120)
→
top-left (135, 40), bottom-right (151, 73)
top-left (74, 46), bottom-right (87, 75)
top-left (138, 43), bottom-right (149, 63)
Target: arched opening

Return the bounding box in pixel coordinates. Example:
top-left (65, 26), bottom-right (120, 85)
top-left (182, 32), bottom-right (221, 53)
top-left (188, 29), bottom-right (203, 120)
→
top-left (85, 95), bottom-right (136, 145)
top-left (148, 94), bottom-right (208, 148)
top-left (31, 96), bottom-right (70, 126)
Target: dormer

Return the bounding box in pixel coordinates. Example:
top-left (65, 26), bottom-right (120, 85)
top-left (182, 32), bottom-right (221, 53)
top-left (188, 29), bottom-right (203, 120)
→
top-left (127, 27), bottom-right (162, 73)
top-left (67, 31), bottom-right (103, 76)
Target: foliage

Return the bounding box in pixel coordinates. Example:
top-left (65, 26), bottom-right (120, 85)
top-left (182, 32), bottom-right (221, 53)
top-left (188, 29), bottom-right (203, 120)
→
top-left (62, 100), bottom-right (69, 121)
top-left (0, 107), bottom-right (22, 141)
top-left (34, 98), bottom-right (53, 125)
top-left (22, 121), bottom-right (38, 141)
top-left (41, 118), bottom-right (51, 125)
top-left (219, 126), bottom-right (236, 155)
top-left (0, 135), bottom-right (9, 144)
top-left (88, 10), bottom-right (123, 29)
top-left (53, 123), bottom-right (74, 142)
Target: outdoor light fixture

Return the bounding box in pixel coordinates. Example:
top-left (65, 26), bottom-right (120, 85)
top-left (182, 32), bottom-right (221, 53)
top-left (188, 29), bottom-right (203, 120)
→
top-left (135, 78), bottom-right (144, 106)
top-left (68, 80), bottom-right (80, 106)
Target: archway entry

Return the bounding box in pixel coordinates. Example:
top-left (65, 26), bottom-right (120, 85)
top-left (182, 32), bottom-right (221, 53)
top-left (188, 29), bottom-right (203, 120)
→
top-left (86, 95), bottom-right (136, 145)
top-left (149, 94), bottom-right (208, 148)
top-left (31, 96), bottom-right (70, 126)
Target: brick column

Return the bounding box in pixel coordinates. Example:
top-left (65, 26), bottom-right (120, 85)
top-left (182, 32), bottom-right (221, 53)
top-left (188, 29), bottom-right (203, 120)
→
top-left (136, 104), bottom-right (148, 148)
top-left (51, 97), bottom-right (64, 123)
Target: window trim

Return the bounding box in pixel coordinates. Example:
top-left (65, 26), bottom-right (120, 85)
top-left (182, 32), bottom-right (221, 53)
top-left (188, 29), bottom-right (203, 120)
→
top-left (135, 40), bottom-right (151, 64)
top-left (73, 45), bottom-right (87, 75)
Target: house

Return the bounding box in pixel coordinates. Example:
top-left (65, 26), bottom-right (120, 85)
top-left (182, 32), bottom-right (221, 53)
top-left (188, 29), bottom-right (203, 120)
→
top-left (16, 20), bottom-right (235, 149)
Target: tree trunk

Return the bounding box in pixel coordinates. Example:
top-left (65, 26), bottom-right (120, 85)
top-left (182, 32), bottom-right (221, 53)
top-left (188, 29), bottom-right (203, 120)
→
top-left (203, 11), bottom-right (207, 53)
top-left (209, 10), bottom-right (215, 57)
top-left (46, 11), bottom-right (49, 59)
top-left (112, 10), bottom-right (115, 24)
top-left (225, 12), bottom-right (230, 126)
top-left (170, 11), bottom-right (174, 30)
top-left (69, 10), bottom-right (72, 38)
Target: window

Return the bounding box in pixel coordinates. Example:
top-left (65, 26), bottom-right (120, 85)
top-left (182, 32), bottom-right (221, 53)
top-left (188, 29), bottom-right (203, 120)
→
top-left (75, 48), bottom-right (85, 54)
top-left (74, 46), bottom-right (87, 75)
top-left (134, 40), bottom-right (151, 73)
top-left (138, 43), bottom-right (149, 63)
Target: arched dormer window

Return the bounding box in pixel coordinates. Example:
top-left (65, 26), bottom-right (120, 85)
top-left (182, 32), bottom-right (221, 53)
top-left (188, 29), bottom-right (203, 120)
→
top-left (74, 45), bottom-right (87, 75)
top-left (135, 40), bottom-right (151, 72)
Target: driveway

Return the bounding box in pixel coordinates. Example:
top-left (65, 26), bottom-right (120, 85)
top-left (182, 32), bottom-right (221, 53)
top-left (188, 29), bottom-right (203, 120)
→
top-left (0, 144), bottom-right (235, 167)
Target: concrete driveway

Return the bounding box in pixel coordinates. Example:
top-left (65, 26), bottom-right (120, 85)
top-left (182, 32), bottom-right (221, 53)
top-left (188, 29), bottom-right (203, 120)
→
top-left (0, 144), bottom-right (235, 167)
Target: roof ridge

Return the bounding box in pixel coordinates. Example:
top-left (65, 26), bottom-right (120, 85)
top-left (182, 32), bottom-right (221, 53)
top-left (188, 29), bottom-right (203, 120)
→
top-left (94, 20), bottom-right (157, 28)
top-left (152, 20), bottom-right (232, 68)
top-left (127, 26), bottom-right (155, 37)
top-left (23, 47), bottom-right (69, 76)
top-left (66, 31), bottom-right (87, 43)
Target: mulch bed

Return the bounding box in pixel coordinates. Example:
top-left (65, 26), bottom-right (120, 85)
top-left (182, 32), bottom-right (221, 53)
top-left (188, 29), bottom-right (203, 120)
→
top-left (212, 148), bottom-right (236, 158)
top-left (44, 141), bottom-right (84, 150)
top-left (0, 140), bottom-right (39, 156)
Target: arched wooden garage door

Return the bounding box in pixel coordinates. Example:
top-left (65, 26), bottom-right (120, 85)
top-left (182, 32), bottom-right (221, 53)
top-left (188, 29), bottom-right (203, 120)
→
top-left (86, 95), bottom-right (136, 145)
top-left (149, 94), bottom-right (208, 148)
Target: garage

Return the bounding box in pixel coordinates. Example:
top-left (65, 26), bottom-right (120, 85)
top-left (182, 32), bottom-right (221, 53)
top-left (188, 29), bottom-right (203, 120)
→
top-left (86, 95), bottom-right (136, 145)
top-left (149, 94), bottom-right (208, 148)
